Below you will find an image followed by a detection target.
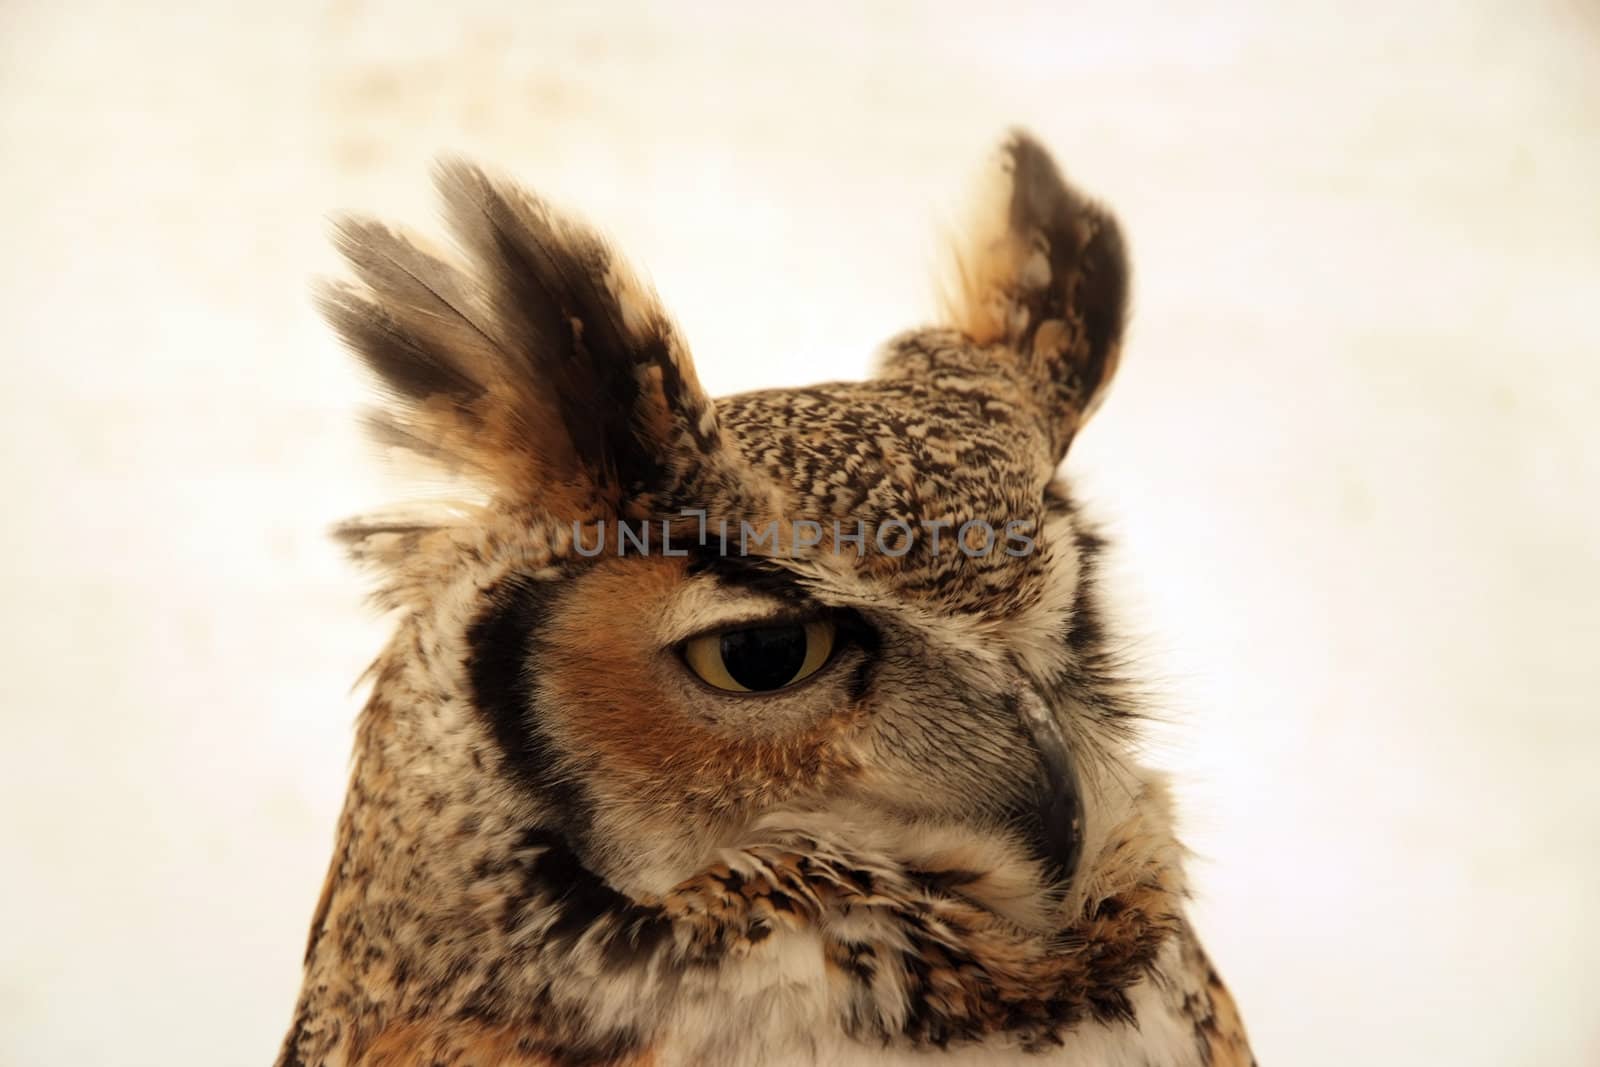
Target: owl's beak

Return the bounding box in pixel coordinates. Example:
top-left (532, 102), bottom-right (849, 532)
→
top-left (1011, 685), bottom-right (1085, 884)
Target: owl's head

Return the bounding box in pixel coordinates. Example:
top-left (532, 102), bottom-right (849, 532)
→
top-left (319, 133), bottom-right (1165, 967)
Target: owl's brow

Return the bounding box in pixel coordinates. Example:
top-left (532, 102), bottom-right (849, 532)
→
top-left (684, 550), bottom-right (819, 608)
top-left (670, 606), bottom-right (819, 643)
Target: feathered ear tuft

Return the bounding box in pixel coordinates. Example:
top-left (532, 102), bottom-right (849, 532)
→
top-left (317, 163), bottom-right (722, 521)
top-left (942, 131), bottom-right (1129, 459)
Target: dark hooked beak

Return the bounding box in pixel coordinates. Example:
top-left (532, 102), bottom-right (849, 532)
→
top-left (1010, 685), bottom-right (1084, 884)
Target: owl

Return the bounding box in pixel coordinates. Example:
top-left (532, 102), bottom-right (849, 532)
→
top-left (277, 131), bottom-right (1255, 1067)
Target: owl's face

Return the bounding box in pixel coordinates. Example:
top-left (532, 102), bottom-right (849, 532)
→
top-left (326, 133), bottom-right (1131, 917)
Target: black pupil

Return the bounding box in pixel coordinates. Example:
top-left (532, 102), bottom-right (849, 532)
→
top-left (719, 625), bottom-right (808, 691)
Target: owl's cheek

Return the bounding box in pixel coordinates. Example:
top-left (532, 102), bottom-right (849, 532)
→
top-left (541, 655), bottom-right (865, 820)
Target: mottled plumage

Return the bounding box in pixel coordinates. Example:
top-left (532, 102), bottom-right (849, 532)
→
top-left (279, 132), bottom-right (1254, 1066)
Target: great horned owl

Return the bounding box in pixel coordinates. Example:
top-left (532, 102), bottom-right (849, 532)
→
top-left (277, 132), bottom-right (1254, 1067)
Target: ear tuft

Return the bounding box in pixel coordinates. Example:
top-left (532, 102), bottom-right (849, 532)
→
top-left (943, 131), bottom-right (1129, 456)
top-left (318, 163), bottom-right (723, 522)
top-left (432, 160), bottom-right (721, 511)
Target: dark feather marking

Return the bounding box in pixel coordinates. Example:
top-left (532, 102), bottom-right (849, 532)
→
top-left (1064, 527), bottom-right (1104, 654)
top-left (1003, 131), bottom-right (1129, 399)
top-left (687, 552), bottom-right (815, 602)
top-left (464, 573), bottom-right (595, 847)
top-left (516, 828), bottom-right (670, 964)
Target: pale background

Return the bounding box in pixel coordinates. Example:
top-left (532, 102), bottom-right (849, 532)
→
top-left (3, 2), bottom-right (1597, 1064)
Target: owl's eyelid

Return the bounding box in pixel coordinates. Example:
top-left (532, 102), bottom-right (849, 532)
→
top-left (669, 608), bottom-right (825, 650)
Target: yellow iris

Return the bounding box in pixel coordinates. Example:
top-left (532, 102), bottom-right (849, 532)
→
top-left (683, 619), bottom-right (837, 693)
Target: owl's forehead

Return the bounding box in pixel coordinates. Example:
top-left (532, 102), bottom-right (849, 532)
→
top-left (700, 380), bottom-right (1066, 621)
top-left (715, 380), bottom-right (1050, 528)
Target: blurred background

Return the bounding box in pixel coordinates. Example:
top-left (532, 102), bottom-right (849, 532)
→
top-left (3, 1), bottom-right (1597, 1063)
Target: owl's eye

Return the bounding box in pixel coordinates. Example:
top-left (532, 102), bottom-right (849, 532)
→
top-left (682, 619), bottom-right (837, 693)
